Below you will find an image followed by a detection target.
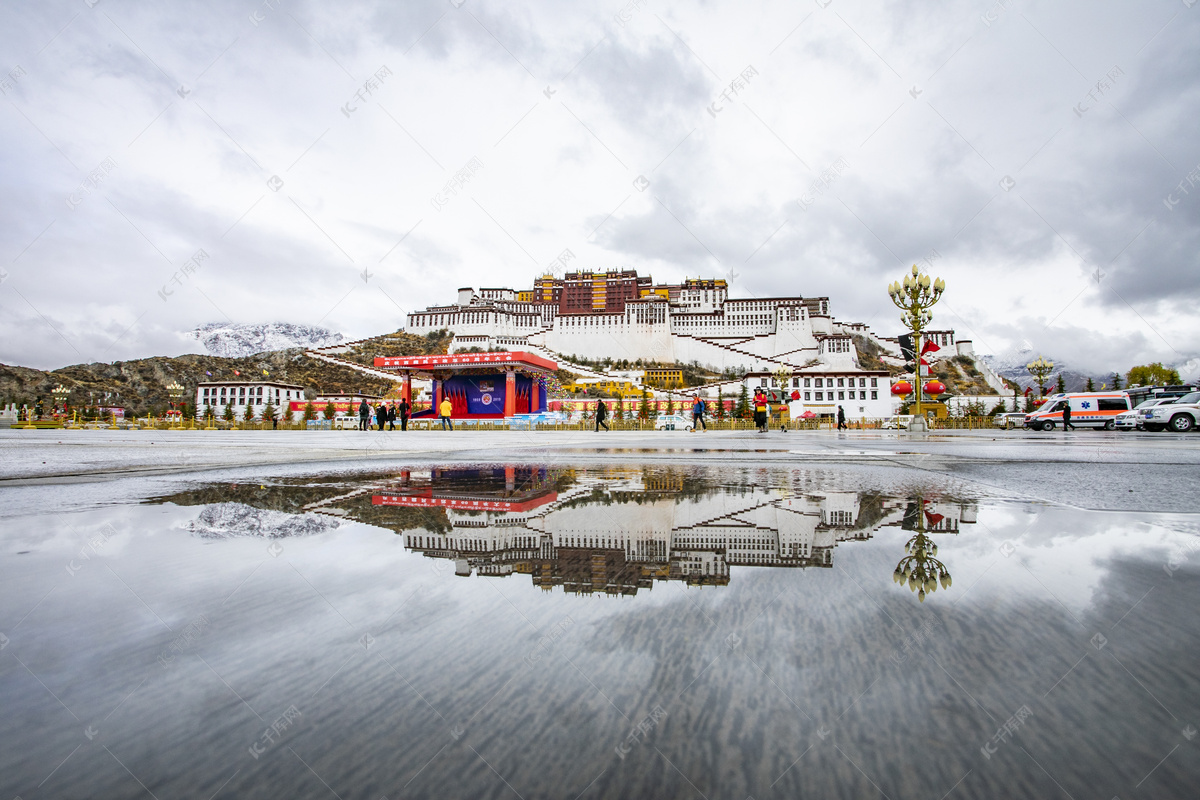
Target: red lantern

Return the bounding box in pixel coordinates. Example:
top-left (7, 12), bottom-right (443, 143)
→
top-left (790, 390), bottom-right (800, 401)
top-left (923, 380), bottom-right (946, 396)
top-left (891, 380), bottom-right (912, 396)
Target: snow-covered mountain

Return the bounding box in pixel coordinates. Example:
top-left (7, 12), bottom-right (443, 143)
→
top-left (187, 503), bottom-right (341, 539)
top-left (981, 349), bottom-right (1102, 392)
top-left (191, 322), bottom-right (343, 358)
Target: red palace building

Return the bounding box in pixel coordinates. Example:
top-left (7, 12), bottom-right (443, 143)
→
top-left (374, 351), bottom-right (558, 419)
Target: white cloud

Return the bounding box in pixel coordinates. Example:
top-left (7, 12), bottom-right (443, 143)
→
top-left (1, 0), bottom-right (1198, 371)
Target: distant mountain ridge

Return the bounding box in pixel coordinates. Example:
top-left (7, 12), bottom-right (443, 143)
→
top-left (981, 349), bottom-right (1105, 392)
top-left (191, 322), bottom-right (343, 358)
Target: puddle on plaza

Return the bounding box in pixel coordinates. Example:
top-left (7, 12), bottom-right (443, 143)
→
top-left (2, 464), bottom-right (1196, 800)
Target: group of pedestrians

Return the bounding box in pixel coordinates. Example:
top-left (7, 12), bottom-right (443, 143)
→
top-left (357, 399), bottom-right (411, 431)
top-left (591, 396), bottom-right (712, 431)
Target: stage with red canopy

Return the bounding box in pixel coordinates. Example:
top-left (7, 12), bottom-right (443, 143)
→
top-left (374, 351), bottom-right (558, 418)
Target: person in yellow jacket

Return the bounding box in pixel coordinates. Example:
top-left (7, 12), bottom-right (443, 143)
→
top-left (439, 397), bottom-right (454, 430)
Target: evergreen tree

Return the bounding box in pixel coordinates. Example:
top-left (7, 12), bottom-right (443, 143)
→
top-left (1085, 377), bottom-right (1095, 392)
top-left (222, 403), bottom-right (235, 422)
top-left (203, 402), bottom-right (213, 421)
top-left (715, 388), bottom-right (726, 420)
top-left (1111, 373), bottom-right (1123, 390)
top-left (734, 385), bottom-right (750, 419)
top-left (303, 402), bottom-right (317, 421)
top-left (638, 391), bottom-right (651, 421)
top-left (323, 401), bottom-right (337, 420)
top-left (1055, 374), bottom-right (1066, 394)
top-left (262, 399), bottom-right (276, 423)
top-left (666, 395), bottom-right (675, 416)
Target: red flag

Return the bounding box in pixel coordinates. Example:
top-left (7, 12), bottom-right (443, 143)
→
top-left (924, 511), bottom-right (945, 527)
top-left (921, 339), bottom-right (941, 355)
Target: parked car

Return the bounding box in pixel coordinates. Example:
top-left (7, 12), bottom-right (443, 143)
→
top-left (1141, 391), bottom-right (1200, 432)
top-left (654, 414), bottom-right (693, 431)
top-left (1115, 398), bottom-right (1178, 431)
top-left (1024, 392), bottom-right (1131, 431)
top-left (881, 415), bottom-right (914, 430)
top-left (993, 412), bottom-right (1028, 429)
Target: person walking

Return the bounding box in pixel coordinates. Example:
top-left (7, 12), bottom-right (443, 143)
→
top-left (1062, 400), bottom-right (1075, 431)
top-left (358, 399), bottom-right (370, 431)
top-left (399, 398), bottom-right (409, 432)
top-left (837, 405), bottom-right (847, 431)
top-left (387, 403), bottom-right (396, 431)
top-left (692, 396), bottom-right (707, 431)
top-left (595, 400), bottom-right (609, 432)
top-left (439, 396), bottom-right (454, 430)
top-left (374, 402), bottom-right (385, 431)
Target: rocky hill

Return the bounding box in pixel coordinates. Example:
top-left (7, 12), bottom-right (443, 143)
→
top-left (0, 330), bottom-right (451, 416)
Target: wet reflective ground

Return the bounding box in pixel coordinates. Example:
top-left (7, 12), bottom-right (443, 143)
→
top-left (2, 464), bottom-right (1197, 799)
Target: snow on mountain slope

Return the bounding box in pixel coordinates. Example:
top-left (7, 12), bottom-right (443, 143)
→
top-left (191, 323), bottom-right (343, 358)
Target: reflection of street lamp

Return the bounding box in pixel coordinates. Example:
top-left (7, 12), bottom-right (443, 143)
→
top-left (166, 381), bottom-right (185, 427)
top-left (52, 384), bottom-right (70, 419)
top-left (892, 499), bottom-right (952, 602)
top-left (888, 265), bottom-right (945, 432)
top-left (1026, 356), bottom-right (1054, 396)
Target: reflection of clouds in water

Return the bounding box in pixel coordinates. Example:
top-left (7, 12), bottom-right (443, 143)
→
top-left (3, 467), bottom-right (1198, 799)
top-left (185, 503), bottom-right (340, 540)
top-left (942, 504), bottom-right (1194, 615)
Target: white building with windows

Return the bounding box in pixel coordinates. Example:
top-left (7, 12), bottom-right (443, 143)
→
top-left (743, 366), bottom-right (893, 420)
top-left (195, 381), bottom-right (306, 421)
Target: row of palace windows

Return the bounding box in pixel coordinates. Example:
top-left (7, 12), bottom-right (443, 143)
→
top-left (761, 377), bottom-right (880, 388)
top-left (805, 390), bottom-right (877, 401)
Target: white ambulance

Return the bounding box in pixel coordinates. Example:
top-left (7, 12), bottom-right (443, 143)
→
top-left (1024, 392), bottom-right (1131, 431)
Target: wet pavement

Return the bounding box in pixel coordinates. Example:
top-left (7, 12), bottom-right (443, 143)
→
top-left (2, 427), bottom-right (1199, 511)
top-left (2, 458), bottom-right (1197, 799)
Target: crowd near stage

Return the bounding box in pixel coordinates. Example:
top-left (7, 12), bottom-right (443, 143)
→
top-left (373, 351), bottom-right (557, 419)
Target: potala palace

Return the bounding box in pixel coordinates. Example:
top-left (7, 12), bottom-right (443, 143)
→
top-left (406, 269), bottom-right (1004, 385)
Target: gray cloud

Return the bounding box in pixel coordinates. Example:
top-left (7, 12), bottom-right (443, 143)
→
top-left (1, 0), bottom-right (1198, 373)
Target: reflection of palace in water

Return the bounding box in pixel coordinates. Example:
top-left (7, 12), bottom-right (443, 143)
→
top-left (357, 467), bottom-right (978, 596)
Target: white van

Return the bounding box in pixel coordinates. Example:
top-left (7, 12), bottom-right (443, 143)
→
top-left (1024, 392), bottom-right (1131, 431)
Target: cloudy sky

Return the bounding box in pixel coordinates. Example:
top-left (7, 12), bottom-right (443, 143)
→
top-left (2, 0), bottom-right (1198, 375)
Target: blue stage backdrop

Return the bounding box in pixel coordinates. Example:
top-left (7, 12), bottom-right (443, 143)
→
top-left (442, 374), bottom-right (545, 415)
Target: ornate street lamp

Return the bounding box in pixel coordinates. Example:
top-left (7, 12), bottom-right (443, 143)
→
top-left (887, 265), bottom-right (946, 432)
top-left (52, 384), bottom-right (70, 420)
top-left (166, 381), bottom-right (185, 427)
top-left (1026, 356), bottom-right (1054, 397)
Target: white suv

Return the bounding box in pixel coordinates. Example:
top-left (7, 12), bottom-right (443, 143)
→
top-left (1141, 391), bottom-right (1200, 432)
top-left (1115, 398), bottom-right (1176, 431)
